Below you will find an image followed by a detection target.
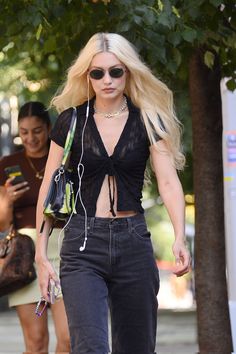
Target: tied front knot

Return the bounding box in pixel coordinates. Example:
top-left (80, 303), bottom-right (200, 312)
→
top-left (107, 157), bottom-right (115, 177)
top-left (106, 157), bottom-right (116, 217)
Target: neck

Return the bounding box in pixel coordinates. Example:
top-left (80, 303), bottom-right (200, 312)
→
top-left (25, 148), bottom-right (48, 159)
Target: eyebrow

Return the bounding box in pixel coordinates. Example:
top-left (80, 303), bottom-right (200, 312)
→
top-left (19, 125), bottom-right (44, 132)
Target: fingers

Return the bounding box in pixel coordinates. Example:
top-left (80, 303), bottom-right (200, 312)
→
top-left (48, 278), bottom-right (61, 304)
top-left (13, 183), bottom-right (30, 197)
top-left (4, 176), bottom-right (18, 187)
top-left (41, 278), bottom-right (51, 302)
top-left (5, 181), bottom-right (30, 202)
top-left (43, 276), bottom-right (60, 303)
top-left (172, 239), bottom-right (192, 277)
top-left (173, 262), bottom-right (190, 277)
top-left (5, 177), bottom-right (29, 191)
top-left (38, 263), bottom-right (60, 302)
top-left (14, 180), bottom-right (29, 190)
top-left (173, 250), bottom-right (191, 277)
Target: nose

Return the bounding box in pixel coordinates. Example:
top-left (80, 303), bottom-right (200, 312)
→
top-left (103, 70), bottom-right (112, 84)
top-left (27, 131), bottom-right (37, 142)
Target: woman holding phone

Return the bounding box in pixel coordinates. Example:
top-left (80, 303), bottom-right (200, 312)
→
top-left (0, 101), bottom-right (70, 353)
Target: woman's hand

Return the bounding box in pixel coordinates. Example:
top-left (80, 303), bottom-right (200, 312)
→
top-left (172, 239), bottom-right (191, 277)
top-left (4, 177), bottom-right (30, 204)
top-left (35, 256), bottom-right (60, 303)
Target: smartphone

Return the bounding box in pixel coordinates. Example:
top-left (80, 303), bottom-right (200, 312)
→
top-left (49, 279), bottom-right (56, 304)
top-left (48, 279), bottom-right (61, 304)
top-left (4, 165), bottom-right (25, 185)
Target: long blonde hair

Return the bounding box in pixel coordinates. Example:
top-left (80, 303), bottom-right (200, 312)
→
top-left (51, 32), bottom-right (185, 170)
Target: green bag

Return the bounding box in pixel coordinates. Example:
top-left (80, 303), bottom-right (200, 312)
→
top-left (43, 107), bottom-right (77, 221)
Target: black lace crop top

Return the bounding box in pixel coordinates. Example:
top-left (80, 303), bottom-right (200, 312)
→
top-left (50, 96), bottom-right (160, 216)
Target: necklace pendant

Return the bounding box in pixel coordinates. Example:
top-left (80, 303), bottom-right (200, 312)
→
top-left (36, 172), bottom-right (43, 179)
top-left (94, 96), bottom-right (127, 119)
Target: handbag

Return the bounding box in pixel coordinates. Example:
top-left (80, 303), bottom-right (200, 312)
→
top-left (43, 107), bottom-right (77, 222)
top-left (0, 227), bottom-right (36, 297)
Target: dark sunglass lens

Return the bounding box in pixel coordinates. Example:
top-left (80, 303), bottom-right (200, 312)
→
top-left (109, 68), bottom-right (124, 78)
top-left (89, 69), bottom-right (104, 80)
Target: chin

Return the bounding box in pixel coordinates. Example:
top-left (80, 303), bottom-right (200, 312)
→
top-left (101, 91), bottom-right (120, 98)
top-left (25, 147), bottom-right (42, 155)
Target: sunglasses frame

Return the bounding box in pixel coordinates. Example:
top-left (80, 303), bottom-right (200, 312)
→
top-left (89, 67), bottom-right (126, 80)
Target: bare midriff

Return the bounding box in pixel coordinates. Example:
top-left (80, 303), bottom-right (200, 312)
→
top-left (95, 175), bottom-right (136, 218)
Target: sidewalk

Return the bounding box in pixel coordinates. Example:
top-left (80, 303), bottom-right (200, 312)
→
top-left (157, 309), bottom-right (198, 353)
top-left (0, 308), bottom-right (198, 354)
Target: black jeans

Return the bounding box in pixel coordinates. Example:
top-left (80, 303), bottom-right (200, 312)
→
top-left (60, 213), bottom-right (159, 354)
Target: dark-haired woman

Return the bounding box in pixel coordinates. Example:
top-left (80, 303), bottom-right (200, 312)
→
top-left (0, 102), bottom-right (70, 353)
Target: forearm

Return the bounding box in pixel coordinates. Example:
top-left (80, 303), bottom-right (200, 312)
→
top-left (0, 187), bottom-right (13, 231)
top-left (35, 141), bottom-right (64, 262)
top-left (159, 178), bottom-right (185, 242)
top-left (150, 142), bottom-right (190, 276)
top-left (0, 206), bottom-right (13, 231)
top-left (35, 183), bottom-right (53, 262)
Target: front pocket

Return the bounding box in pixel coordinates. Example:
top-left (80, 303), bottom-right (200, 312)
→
top-left (132, 223), bottom-right (151, 240)
top-left (60, 227), bottom-right (87, 259)
top-left (63, 226), bottom-right (86, 243)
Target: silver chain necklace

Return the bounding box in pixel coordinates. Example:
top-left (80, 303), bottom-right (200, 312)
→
top-left (94, 96), bottom-right (127, 119)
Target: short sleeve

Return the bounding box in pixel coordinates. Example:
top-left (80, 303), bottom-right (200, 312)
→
top-left (50, 107), bottom-right (74, 147)
top-left (148, 115), bottom-right (166, 145)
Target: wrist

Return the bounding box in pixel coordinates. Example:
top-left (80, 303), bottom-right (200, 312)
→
top-left (35, 252), bottom-right (48, 263)
top-left (174, 236), bottom-right (187, 244)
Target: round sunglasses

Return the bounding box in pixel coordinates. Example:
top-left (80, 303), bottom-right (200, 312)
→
top-left (89, 67), bottom-right (126, 80)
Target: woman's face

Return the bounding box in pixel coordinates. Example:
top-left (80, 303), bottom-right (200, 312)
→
top-left (88, 52), bottom-right (127, 100)
top-left (18, 116), bottom-right (50, 157)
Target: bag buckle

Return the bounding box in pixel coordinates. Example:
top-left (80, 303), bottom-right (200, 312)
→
top-left (54, 167), bottom-right (65, 183)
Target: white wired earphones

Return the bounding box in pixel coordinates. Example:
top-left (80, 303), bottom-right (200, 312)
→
top-left (56, 74), bottom-right (90, 259)
top-left (76, 75), bottom-right (90, 251)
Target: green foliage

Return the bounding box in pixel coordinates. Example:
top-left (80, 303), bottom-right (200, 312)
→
top-left (0, 0), bottom-right (236, 193)
top-left (1, 0), bottom-right (235, 87)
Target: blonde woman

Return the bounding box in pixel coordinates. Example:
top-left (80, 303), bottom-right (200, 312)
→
top-left (36, 33), bottom-right (190, 354)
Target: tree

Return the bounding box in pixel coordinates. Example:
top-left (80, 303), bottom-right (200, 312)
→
top-left (189, 49), bottom-right (232, 353)
top-left (1, 1), bottom-right (236, 351)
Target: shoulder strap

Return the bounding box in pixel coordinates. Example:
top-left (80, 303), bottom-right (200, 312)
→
top-left (61, 107), bottom-right (77, 167)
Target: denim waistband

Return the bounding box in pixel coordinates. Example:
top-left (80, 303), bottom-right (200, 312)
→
top-left (70, 213), bottom-right (145, 230)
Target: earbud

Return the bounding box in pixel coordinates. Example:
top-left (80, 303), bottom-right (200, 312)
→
top-left (79, 238), bottom-right (87, 252)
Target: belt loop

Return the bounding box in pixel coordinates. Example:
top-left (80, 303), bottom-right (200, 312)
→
top-left (89, 217), bottom-right (95, 233)
top-left (127, 217), bottom-right (133, 233)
